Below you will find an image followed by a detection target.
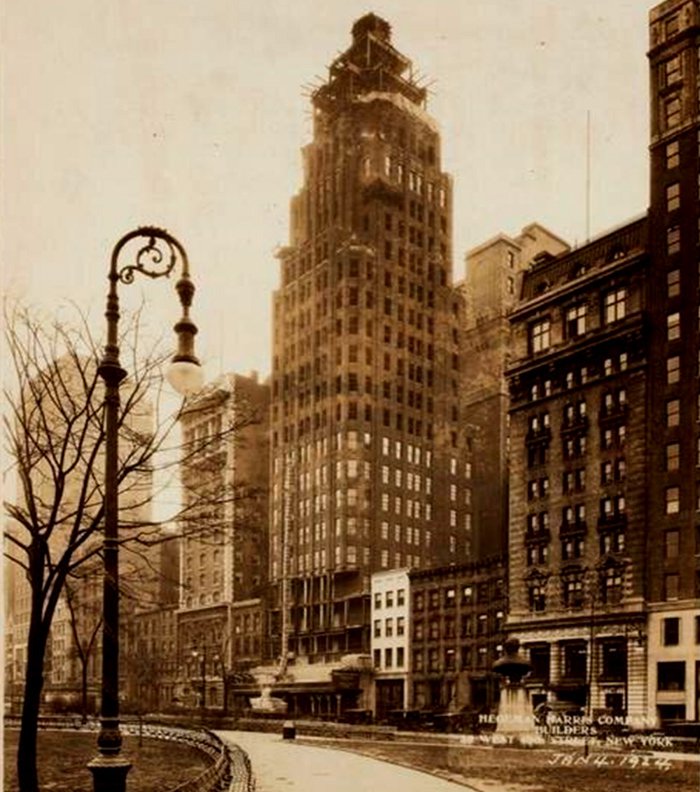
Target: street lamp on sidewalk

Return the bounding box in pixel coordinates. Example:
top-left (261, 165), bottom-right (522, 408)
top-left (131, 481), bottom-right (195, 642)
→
top-left (88, 228), bottom-right (204, 792)
top-left (192, 646), bottom-right (207, 712)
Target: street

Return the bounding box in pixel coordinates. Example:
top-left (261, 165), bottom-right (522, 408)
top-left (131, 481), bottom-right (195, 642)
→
top-left (218, 730), bottom-right (475, 792)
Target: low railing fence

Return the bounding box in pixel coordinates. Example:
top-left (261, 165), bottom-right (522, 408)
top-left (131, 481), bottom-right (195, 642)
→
top-left (227, 744), bottom-right (256, 792)
top-left (4, 717), bottom-right (236, 792)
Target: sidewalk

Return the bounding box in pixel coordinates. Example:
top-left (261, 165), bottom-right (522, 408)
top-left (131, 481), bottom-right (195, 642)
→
top-left (217, 730), bottom-right (474, 792)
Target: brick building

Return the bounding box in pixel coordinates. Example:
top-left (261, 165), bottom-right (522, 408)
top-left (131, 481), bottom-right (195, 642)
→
top-left (268, 14), bottom-right (471, 667)
top-left (645, 0), bottom-right (700, 724)
top-left (124, 604), bottom-right (179, 712)
top-left (408, 556), bottom-right (506, 714)
top-left (177, 371), bottom-right (269, 708)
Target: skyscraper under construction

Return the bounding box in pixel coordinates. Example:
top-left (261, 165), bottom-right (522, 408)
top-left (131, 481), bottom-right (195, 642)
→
top-left (269, 14), bottom-right (472, 664)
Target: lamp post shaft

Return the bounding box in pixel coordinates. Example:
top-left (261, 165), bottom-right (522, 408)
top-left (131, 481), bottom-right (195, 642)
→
top-left (89, 275), bottom-right (130, 791)
top-left (88, 228), bottom-right (200, 792)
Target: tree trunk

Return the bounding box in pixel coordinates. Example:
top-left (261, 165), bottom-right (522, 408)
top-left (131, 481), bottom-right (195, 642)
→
top-left (81, 659), bottom-right (89, 725)
top-left (17, 624), bottom-right (47, 792)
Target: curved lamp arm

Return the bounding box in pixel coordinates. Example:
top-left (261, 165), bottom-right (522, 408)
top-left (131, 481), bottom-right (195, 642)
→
top-left (103, 226), bottom-right (204, 395)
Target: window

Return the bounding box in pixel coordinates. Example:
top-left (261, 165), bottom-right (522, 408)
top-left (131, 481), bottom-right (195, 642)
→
top-left (666, 182), bottom-right (680, 212)
top-left (666, 486), bottom-right (680, 515)
top-left (667, 312), bottom-right (681, 341)
top-left (667, 269), bottom-right (680, 297)
top-left (665, 95), bottom-right (681, 130)
top-left (562, 536), bottom-right (584, 561)
top-left (604, 288), bottom-right (626, 324)
top-left (563, 575), bottom-right (584, 608)
top-left (384, 648), bottom-right (393, 669)
top-left (666, 140), bottom-right (680, 169)
top-left (666, 442), bottom-right (680, 471)
top-left (374, 619), bottom-right (381, 638)
top-left (665, 573), bottom-right (679, 600)
top-left (616, 459), bottom-right (626, 481)
top-left (667, 225), bottom-right (681, 254)
top-left (667, 356), bottom-right (680, 384)
top-left (397, 588), bottom-right (405, 606)
top-left (531, 319), bottom-right (551, 354)
top-left (529, 645), bottom-right (550, 682)
top-left (663, 617), bottom-right (680, 646)
top-left (602, 566), bottom-right (623, 604)
top-left (397, 616), bottom-right (405, 636)
top-left (601, 640), bottom-right (627, 681)
top-left (657, 661), bottom-right (685, 691)
top-left (397, 647), bottom-right (405, 668)
top-left (528, 581), bottom-right (546, 612)
top-left (428, 648), bottom-right (439, 672)
top-left (385, 618), bottom-right (393, 637)
top-left (666, 399), bottom-right (680, 426)
top-left (562, 642), bottom-right (587, 681)
top-left (664, 55), bottom-right (682, 85)
top-left (566, 304), bottom-right (587, 338)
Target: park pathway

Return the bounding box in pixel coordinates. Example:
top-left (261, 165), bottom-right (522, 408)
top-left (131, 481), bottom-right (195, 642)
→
top-left (217, 730), bottom-right (475, 792)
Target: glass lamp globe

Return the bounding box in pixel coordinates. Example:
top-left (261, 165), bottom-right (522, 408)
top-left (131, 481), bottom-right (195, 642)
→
top-left (166, 359), bottom-right (204, 396)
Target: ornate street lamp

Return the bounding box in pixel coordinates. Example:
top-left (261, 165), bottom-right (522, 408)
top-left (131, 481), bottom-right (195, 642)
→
top-left (88, 228), bottom-right (204, 792)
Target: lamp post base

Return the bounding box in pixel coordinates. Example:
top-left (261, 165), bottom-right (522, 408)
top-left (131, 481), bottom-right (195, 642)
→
top-left (88, 755), bottom-right (132, 792)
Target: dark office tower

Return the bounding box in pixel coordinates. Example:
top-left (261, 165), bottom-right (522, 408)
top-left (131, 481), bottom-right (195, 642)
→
top-left (646, 0), bottom-right (700, 724)
top-left (270, 14), bottom-right (469, 664)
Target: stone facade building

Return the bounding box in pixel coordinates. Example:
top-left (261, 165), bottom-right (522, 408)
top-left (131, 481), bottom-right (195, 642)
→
top-left (507, 217), bottom-right (649, 719)
top-left (370, 568), bottom-right (410, 718)
top-left (504, 0), bottom-right (700, 729)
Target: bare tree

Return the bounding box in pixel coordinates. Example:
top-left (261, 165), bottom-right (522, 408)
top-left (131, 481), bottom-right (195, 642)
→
top-left (3, 304), bottom-right (260, 792)
top-left (64, 568), bottom-right (103, 724)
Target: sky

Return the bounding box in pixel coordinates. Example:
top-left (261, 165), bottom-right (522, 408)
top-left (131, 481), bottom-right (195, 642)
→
top-left (2, 0), bottom-right (652, 383)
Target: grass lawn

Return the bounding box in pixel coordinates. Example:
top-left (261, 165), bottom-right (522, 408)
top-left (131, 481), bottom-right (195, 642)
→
top-left (3, 729), bottom-right (211, 792)
top-left (304, 738), bottom-right (699, 792)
